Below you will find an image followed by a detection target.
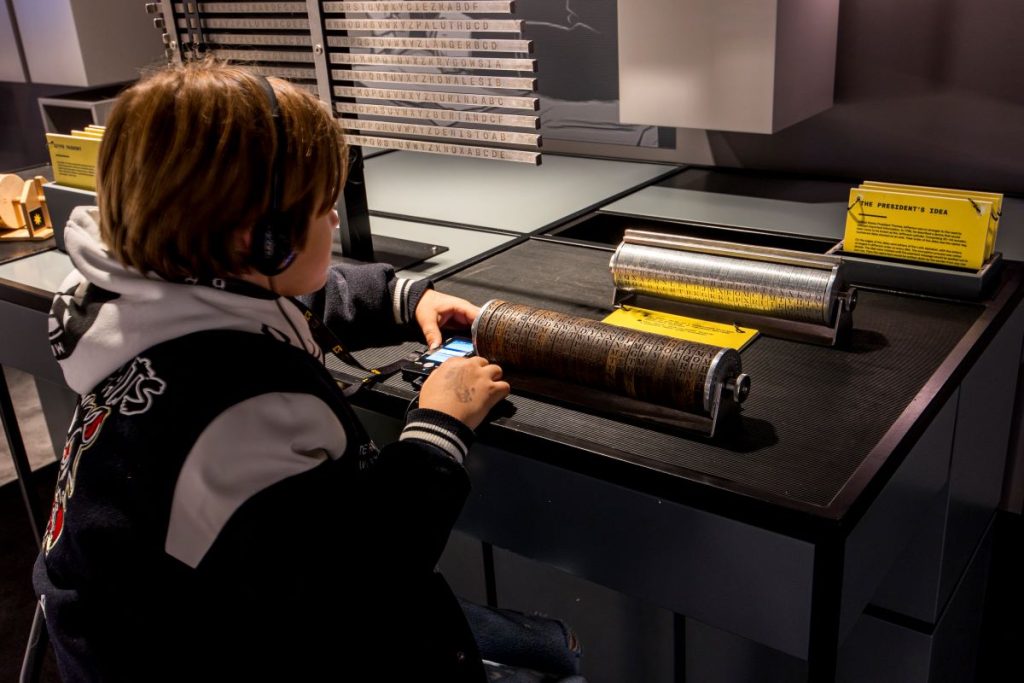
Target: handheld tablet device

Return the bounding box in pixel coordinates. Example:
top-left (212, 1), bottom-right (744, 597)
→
top-left (403, 337), bottom-right (475, 380)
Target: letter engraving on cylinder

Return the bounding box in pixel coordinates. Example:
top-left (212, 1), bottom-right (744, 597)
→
top-left (473, 301), bottom-right (741, 414)
top-left (612, 244), bottom-right (835, 324)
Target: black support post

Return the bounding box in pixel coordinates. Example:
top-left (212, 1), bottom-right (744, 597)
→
top-left (340, 135), bottom-right (375, 262)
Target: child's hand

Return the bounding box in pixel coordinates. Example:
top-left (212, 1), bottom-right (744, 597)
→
top-left (415, 290), bottom-right (479, 350)
top-left (418, 356), bottom-right (510, 430)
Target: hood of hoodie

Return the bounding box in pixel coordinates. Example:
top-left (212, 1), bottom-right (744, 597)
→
top-left (49, 206), bottom-right (320, 394)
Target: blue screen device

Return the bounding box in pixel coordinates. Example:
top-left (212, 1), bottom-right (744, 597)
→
top-left (403, 337), bottom-right (475, 381)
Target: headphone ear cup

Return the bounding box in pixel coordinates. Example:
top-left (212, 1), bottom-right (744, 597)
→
top-left (251, 217), bottom-right (294, 276)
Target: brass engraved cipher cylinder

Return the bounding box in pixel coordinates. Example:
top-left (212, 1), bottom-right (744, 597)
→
top-left (472, 300), bottom-right (750, 418)
top-left (609, 230), bottom-right (857, 345)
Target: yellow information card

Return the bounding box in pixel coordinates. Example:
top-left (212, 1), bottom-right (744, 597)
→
top-left (844, 185), bottom-right (994, 270)
top-left (860, 181), bottom-right (1002, 260)
top-left (602, 306), bottom-right (759, 351)
top-left (45, 131), bottom-right (103, 191)
top-left (71, 129), bottom-right (105, 139)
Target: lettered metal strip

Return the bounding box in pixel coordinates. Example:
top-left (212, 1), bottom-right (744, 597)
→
top-left (335, 102), bottom-right (539, 129)
top-left (209, 48), bottom-right (315, 63)
top-left (173, 2), bottom-right (307, 12)
top-left (332, 69), bottom-right (535, 90)
top-left (251, 65), bottom-right (318, 79)
top-left (204, 33), bottom-right (313, 47)
top-left (336, 119), bottom-right (540, 147)
top-left (327, 36), bottom-right (531, 53)
top-left (177, 17), bottom-right (310, 30)
top-left (333, 86), bottom-right (538, 110)
top-left (325, 19), bottom-right (521, 32)
top-left (345, 135), bottom-right (540, 164)
top-left (322, 1), bottom-right (514, 13)
top-left (329, 52), bottom-right (535, 72)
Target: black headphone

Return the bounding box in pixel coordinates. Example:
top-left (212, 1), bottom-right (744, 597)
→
top-left (250, 75), bottom-right (296, 276)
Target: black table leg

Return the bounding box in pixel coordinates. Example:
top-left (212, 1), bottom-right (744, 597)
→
top-left (0, 365), bottom-right (45, 549)
top-left (1, 366), bottom-right (51, 682)
top-left (807, 537), bottom-right (844, 682)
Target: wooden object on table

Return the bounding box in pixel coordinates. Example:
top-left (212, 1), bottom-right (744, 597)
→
top-left (0, 174), bottom-right (24, 228)
top-left (0, 175), bottom-right (54, 241)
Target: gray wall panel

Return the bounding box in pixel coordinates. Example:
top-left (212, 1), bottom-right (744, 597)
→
top-left (0, 81), bottom-right (66, 169)
top-left (693, 0), bottom-right (1024, 195)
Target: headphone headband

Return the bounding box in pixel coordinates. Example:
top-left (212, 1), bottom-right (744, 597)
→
top-left (250, 75), bottom-right (296, 276)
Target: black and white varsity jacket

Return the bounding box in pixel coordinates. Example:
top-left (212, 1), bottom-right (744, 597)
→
top-left (33, 207), bottom-right (486, 682)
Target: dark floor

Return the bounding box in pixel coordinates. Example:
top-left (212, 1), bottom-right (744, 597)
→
top-left (1, 464), bottom-right (60, 682)
top-left (1, 463), bottom-right (1022, 682)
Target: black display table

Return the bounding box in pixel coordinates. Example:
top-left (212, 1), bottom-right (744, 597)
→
top-left (328, 235), bottom-right (1024, 681)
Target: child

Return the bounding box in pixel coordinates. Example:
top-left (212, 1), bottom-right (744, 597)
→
top-left (33, 60), bottom-right (526, 681)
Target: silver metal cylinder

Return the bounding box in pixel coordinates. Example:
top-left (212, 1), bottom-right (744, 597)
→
top-left (610, 241), bottom-right (841, 325)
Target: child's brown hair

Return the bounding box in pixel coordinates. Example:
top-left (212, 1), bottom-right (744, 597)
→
top-left (97, 59), bottom-right (347, 280)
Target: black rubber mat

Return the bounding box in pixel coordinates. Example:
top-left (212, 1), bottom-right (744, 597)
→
top-left (330, 239), bottom-right (982, 510)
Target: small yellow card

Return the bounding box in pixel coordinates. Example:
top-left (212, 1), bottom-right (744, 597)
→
top-left (71, 129), bottom-right (105, 139)
top-left (860, 181), bottom-right (1002, 259)
top-left (603, 306), bottom-right (759, 351)
top-left (46, 133), bottom-right (102, 191)
top-left (844, 188), bottom-right (992, 270)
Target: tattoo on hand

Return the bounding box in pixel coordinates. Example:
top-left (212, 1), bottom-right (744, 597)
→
top-left (445, 366), bottom-right (475, 403)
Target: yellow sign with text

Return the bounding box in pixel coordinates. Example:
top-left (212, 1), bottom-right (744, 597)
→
top-left (603, 306), bottom-right (759, 351)
top-left (844, 187), bottom-right (992, 270)
top-left (45, 132), bottom-right (102, 191)
top-left (860, 181), bottom-right (1002, 260)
